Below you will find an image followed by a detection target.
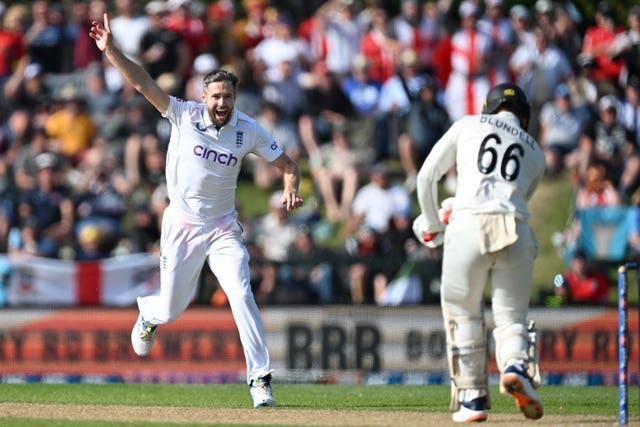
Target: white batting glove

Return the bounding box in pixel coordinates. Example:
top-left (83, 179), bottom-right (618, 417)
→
top-left (412, 214), bottom-right (444, 248)
top-left (438, 197), bottom-right (455, 224)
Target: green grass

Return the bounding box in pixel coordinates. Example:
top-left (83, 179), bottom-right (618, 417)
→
top-left (0, 383), bottom-right (626, 426)
top-left (529, 171), bottom-right (577, 304)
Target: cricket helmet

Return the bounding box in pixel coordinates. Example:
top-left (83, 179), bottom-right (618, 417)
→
top-left (482, 83), bottom-right (531, 130)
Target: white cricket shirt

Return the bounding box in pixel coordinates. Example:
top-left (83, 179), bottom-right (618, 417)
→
top-left (163, 96), bottom-right (283, 221)
top-left (417, 111), bottom-right (546, 233)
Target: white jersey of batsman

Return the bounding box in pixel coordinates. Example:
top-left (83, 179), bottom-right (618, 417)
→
top-left (416, 111), bottom-right (545, 234)
top-left (163, 96), bottom-right (283, 221)
top-left (417, 111), bottom-right (546, 402)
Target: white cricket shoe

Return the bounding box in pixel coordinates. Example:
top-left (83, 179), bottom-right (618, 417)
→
top-left (500, 364), bottom-right (544, 420)
top-left (452, 392), bottom-right (488, 423)
top-left (131, 314), bottom-right (157, 357)
top-left (250, 374), bottom-right (276, 408)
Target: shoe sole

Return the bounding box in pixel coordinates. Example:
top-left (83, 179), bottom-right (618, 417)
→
top-left (254, 400), bottom-right (276, 408)
top-left (453, 413), bottom-right (488, 423)
top-left (501, 373), bottom-right (543, 420)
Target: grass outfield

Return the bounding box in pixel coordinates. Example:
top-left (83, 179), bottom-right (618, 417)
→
top-left (0, 383), bottom-right (629, 426)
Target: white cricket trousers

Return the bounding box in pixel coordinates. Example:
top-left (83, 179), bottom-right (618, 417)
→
top-left (441, 212), bottom-right (537, 369)
top-left (137, 206), bottom-right (272, 383)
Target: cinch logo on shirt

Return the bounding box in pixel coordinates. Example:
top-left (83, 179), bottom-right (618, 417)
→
top-left (193, 145), bottom-right (239, 167)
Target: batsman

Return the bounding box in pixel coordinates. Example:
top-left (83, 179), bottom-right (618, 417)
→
top-left (413, 83), bottom-right (545, 422)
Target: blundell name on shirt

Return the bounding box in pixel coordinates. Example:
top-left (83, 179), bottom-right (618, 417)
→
top-left (480, 115), bottom-right (537, 150)
top-left (193, 145), bottom-right (239, 167)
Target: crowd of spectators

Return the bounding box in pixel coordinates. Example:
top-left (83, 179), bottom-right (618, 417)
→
top-left (1, 0), bottom-right (640, 305)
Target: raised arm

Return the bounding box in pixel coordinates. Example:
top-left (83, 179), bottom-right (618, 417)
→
top-left (89, 13), bottom-right (169, 114)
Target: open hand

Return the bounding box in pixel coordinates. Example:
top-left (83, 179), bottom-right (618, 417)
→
top-left (89, 13), bottom-right (112, 52)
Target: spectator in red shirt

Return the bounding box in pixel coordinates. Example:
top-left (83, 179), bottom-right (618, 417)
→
top-left (553, 250), bottom-right (610, 305)
top-left (360, 6), bottom-right (399, 85)
top-left (164, 0), bottom-right (211, 68)
top-left (0, 4), bottom-right (27, 81)
top-left (580, 1), bottom-right (624, 94)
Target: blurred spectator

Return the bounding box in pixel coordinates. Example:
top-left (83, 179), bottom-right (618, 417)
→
top-left (250, 10), bottom-right (309, 84)
top-left (73, 167), bottom-right (128, 256)
top-left (538, 84), bottom-right (584, 177)
top-left (228, 57), bottom-right (264, 118)
top-left (7, 215), bottom-right (42, 256)
top-left (342, 162), bottom-right (411, 236)
top-left (83, 63), bottom-right (119, 129)
top-left (282, 225), bottom-right (337, 304)
top-left (610, 5), bottom-right (640, 88)
top-left (231, 0), bottom-right (268, 55)
top-left (339, 54), bottom-right (380, 160)
top-left (118, 96), bottom-right (163, 187)
top-left (360, 6), bottom-right (399, 85)
top-left (139, 0), bottom-right (191, 87)
top-left (13, 126), bottom-right (49, 192)
top-left (252, 190), bottom-right (300, 304)
top-left (68, 0), bottom-right (105, 71)
top-left (567, 94), bottom-right (640, 200)
top-left (398, 74), bottom-right (450, 192)
top-left (574, 160), bottom-right (622, 210)
top-left (620, 78), bottom-right (640, 153)
top-left (122, 201), bottom-right (160, 254)
top-left (374, 210), bottom-right (427, 305)
top-left (552, 4), bottom-right (583, 72)
top-left (567, 54), bottom-right (599, 125)
top-left (580, 1), bottom-right (623, 95)
top-left (444, 0), bottom-right (496, 122)
top-left (250, 101), bottom-right (302, 189)
top-left (2, 58), bottom-right (53, 119)
top-left (344, 223), bottom-right (385, 304)
top-left (554, 160), bottom-right (624, 272)
top-left (533, 0), bottom-right (555, 38)
top-left (313, 0), bottom-right (361, 81)
top-left (76, 133), bottom-right (128, 195)
top-left (477, 0), bottom-right (516, 85)
top-left (75, 223), bottom-right (111, 260)
top-left (310, 122), bottom-right (361, 223)
top-left (109, 0), bottom-right (149, 62)
top-left (509, 4), bottom-right (534, 49)
top-left (377, 48), bottom-right (430, 161)
top-left (260, 58), bottom-right (304, 121)
top-left (298, 60), bottom-right (356, 165)
top-left (389, 0), bottom-right (421, 54)
top-left (15, 152), bottom-right (73, 258)
top-left (205, 0), bottom-right (237, 65)
top-left (551, 250), bottom-right (610, 305)
top-left (342, 177), bottom-right (415, 305)
top-left (23, 0), bottom-right (66, 73)
top-left (0, 108), bottom-right (33, 159)
top-left (416, 1), bottom-right (445, 73)
top-left (44, 84), bottom-right (97, 165)
top-left (509, 26), bottom-right (573, 139)
top-left (0, 3), bottom-right (26, 82)
top-left (185, 52), bottom-right (219, 101)
top-left (164, 0), bottom-right (211, 65)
